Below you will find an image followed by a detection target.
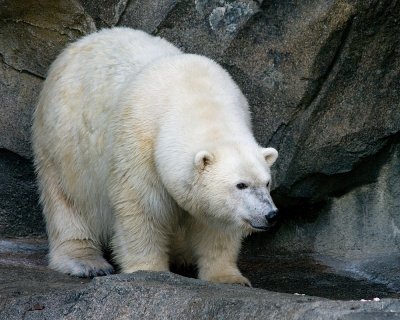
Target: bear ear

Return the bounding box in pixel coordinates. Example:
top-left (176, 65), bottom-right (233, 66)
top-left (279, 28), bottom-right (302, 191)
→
top-left (194, 151), bottom-right (214, 171)
top-left (261, 147), bottom-right (278, 167)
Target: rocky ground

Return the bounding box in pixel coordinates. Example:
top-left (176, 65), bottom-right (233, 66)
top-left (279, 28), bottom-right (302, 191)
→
top-left (4, 271), bottom-right (400, 320)
top-left (2, 238), bottom-right (400, 319)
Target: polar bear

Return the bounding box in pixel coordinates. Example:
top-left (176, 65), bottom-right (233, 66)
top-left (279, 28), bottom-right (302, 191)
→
top-left (32, 28), bottom-right (279, 286)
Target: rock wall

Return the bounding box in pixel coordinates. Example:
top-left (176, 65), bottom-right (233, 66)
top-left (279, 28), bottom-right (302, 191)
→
top-left (0, 0), bottom-right (399, 260)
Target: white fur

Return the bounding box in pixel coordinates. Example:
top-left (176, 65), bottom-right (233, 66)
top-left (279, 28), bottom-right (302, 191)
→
top-left (32, 27), bottom-right (278, 285)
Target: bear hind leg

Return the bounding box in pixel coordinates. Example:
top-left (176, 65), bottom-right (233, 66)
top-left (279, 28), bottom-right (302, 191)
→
top-left (39, 167), bottom-right (113, 277)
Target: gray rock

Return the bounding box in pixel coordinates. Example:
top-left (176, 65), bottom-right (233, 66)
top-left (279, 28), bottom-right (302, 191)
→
top-left (80, 0), bottom-right (128, 28)
top-left (3, 237), bottom-right (400, 302)
top-left (0, 149), bottom-right (45, 237)
top-left (0, 62), bottom-right (42, 158)
top-left (248, 142), bottom-right (400, 259)
top-left (2, 269), bottom-right (400, 320)
top-left (0, 0), bottom-right (96, 78)
top-left (207, 1), bottom-right (259, 39)
top-left (0, 0), bottom-right (96, 238)
top-left (0, 0), bottom-right (96, 158)
top-left (221, 0), bottom-right (400, 201)
top-left (81, 0), bottom-right (178, 32)
top-left (153, 0), bottom-right (262, 58)
top-left (118, 0), bottom-right (178, 33)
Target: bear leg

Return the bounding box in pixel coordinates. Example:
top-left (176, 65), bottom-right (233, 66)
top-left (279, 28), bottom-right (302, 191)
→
top-left (39, 167), bottom-right (113, 277)
top-left (49, 239), bottom-right (114, 277)
top-left (112, 200), bottom-right (170, 274)
top-left (189, 220), bottom-right (251, 286)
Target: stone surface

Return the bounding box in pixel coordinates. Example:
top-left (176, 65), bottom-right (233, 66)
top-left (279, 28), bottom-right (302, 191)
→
top-left (118, 0), bottom-right (178, 33)
top-left (0, 63), bottom-right (42, 158)
top-left (246, 142), bottom-right (400, 258)
top-left (220, 0), bottom-right (399, 203)
top-left (0, 0), bottom-right (96, 157)
top-left (0, 0), bottom-right (95, 237)
top-left (2, 237), bottom-right (400, 320)
top-left (80, 0), bottom-right (128, 28)
top-left (1, 238), bottom-right (400, 304)
top-left (2, 267), bottom-right (400, 320)
top-left (0, 149), bottom-right (44, 237)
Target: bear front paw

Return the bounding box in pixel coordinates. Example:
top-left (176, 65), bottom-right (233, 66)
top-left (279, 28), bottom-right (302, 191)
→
top-left (122, 262), bottom-right (169, 274)
top-left (49, 241), bottom-right (114, 278)
top-left (50, 255), bottom-right (114, 278)
top-left (203, 274), bottom-right (252, 287)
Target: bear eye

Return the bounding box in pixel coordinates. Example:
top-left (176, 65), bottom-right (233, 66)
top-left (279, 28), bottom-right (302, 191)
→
top-left (236, 183), bottom-right (248, 190)
top-left (266, 181), bottom-right (270, 188)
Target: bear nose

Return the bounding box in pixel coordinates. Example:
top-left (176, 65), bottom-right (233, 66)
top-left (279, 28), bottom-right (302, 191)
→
top-left (265, 209), bottom-right (279, 225)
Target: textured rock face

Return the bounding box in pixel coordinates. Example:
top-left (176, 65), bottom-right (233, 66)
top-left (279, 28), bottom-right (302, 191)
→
top-left (0, 0), bottom-right (399, 287)
top-left (249, 143), bottom-right (400, 256)
top-left (0, 0), bottom-right (96, 237)
top-left (0, 150), bottom-right (44, 237)
top-left (0, 0), bottom-right (96, 157)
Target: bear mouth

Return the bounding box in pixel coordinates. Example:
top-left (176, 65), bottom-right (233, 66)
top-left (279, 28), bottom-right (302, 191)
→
top-left (250, 225), bottom-right (270, 231)
top-left (243, 218), bottom-right (271, 231)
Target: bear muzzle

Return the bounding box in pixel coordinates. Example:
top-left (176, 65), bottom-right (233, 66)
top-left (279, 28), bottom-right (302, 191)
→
top-left (246, 209), bottom-right (279, 231)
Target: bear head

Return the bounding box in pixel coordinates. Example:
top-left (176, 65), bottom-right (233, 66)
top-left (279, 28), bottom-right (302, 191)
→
top-left (190, 143), bottom-right (279, 233)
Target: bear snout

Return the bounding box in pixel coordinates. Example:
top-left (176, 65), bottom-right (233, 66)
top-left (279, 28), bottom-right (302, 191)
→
top-left (245, 208), bottom-right (279, 231)
top-left (265, 209), bottom-right (279, 226)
